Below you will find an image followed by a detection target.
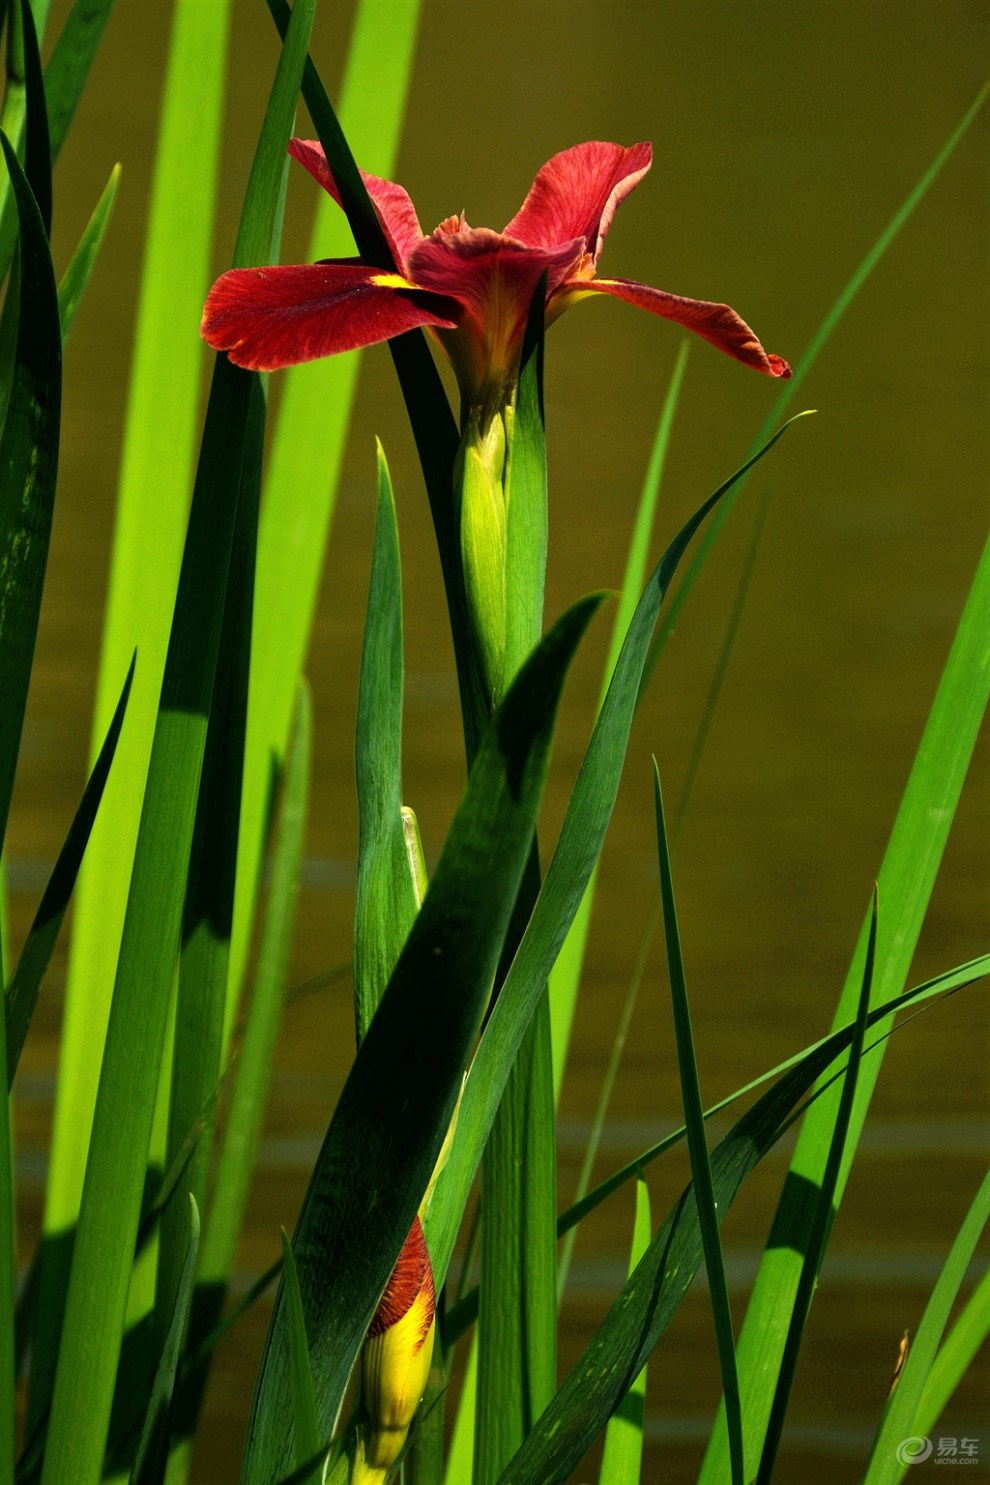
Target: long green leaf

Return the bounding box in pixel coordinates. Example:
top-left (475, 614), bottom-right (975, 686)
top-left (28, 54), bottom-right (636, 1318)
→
top-left (4, 654), bottom-right (133, 1087)
top-left (129, 1196), bottom-right (200, 1485)
top-left (699, 531), bottom-right (990, 1482)
top-left (44, 0), bottom-right (230, 1265)
top-left (560, 954), bottom-right (988, 1237)
top-left (493, 995), bottom-right (883, 1484)
top-left (863, 1169), bottom-right (990, 1485)
top-left (755, 887), bottom-right (878, 1484)
top-left (18, 0), bottom-right (50, 237)
top-left (912, 1266), bottom-right (990, 1452)
top-left (653, 762), bottom-right (742, 1485)
top-left (425, 415), bottom-right (809, 1287)
top-left (0, 128), bottom-right (60, 851)
top-left (353, 443), bottom-right (417, 1042)
top-left (241, 594), bottom-right (602, 1485)
top-left (597, 1178), bottom-right (651, 1485)
top-left (57, 162), bottom-right (119, 340)
top-left (280, 1232), bottom-right (321, 1484)
top-left (37, 0), bottom-right (316, 1473)
top-left (42, 0), bottom-right (117, 163)
top-left (548, 342), bottom-right (688, 1096)
top-left (0, 127), bottom-right (59, 861)
top-left (229, 0), bottom-right (423, 1039)
top-left (644, 84), bottom-right (988, 693)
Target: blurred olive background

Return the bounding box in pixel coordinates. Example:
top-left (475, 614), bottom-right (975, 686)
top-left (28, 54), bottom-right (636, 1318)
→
top-left (10, 1), bottom-right (988, 1480)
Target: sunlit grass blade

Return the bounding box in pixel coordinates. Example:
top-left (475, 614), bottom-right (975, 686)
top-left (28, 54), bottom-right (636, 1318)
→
top-left (557, 928), bottom-right (647, 1302)
top-left (43, 0), bottom-right (230, 1282)
top-left (559, 954), bottom-right (989, 1236)
top-left (0, 129), bottom-right (60, 851)
top-left (57, 162), bottom-right (119, 339)
top-left (643, 84), bottom-right (988, 694)
top-left (156, 372), bottom-right (263, 1368)
top-left (755, 887), bottom-right (878, 1485)
top-left (268, 2), bottom-right (484, 762)
top-left (353, 443), bottom-right (418, 1042)
top-left (129, 1196), bottom-right (200, 1485)
top-left (231, 0), bottom-right (423, 1032)
top-left (174, 682), bottom-right (311, 1458)
top-left (597, 1178), bottom-right (651, 1485)
top-left (548, 341), bottom-right (688, 1096)
top-left (42, 0), bottom-right (116, 162)
top-left (699, 530), bottom-right (990, 1483)
top-left (18, 0), bottom-right (50, 237)
top-left (492, 994), bottom-right (883, 1485)
top-left (242, 594), bottom-right (602, 1484)
top-left (37, 0), bottom-right (316, 1473)
top-left (862, 1168), bottom-right (990, 1485)
top-left (280, 1232), bottom-right (322, 1484)
top-left (5, 655), bottom-right (133, 1086)
top-left (653, 762), bottom-right (742, 1485)
top-left (425, 414), bottom-right (809, 1287)
top-left (912, 1266), bottom-right (990, 1450)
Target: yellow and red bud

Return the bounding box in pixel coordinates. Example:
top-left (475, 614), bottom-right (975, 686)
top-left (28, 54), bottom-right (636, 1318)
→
top-left (351, 1216), bottom-right (436, 1484)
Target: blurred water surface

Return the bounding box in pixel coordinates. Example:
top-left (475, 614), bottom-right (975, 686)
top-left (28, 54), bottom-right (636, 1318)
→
top-left (11, 1), bottom-right (988, 1480)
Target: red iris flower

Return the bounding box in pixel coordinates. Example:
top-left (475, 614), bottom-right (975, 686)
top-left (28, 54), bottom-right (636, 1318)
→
top-left (201, 139), bottom-right (790, 413)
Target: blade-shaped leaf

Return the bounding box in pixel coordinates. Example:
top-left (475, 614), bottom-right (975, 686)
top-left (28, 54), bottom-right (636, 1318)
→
top-left (5, 654), bottom-right (133, 1087)
top-left (19, 0), bottom-right (51, 237)
top-left (37, 0), bottom-right (316, 1473)
top-left (280, 1232), bottom-right (321, 1484)
top-left (242, 593), bottom-right (602, 1485)
top-left (57, 162), bottom-right (119, 340)
top-left (653, 762), bottom-right (742, 1485)
top-left (0, 128), bottom-right (60, 851)
top-left (699, 530), bottom-right (990, 1482)
top-left (42, 0), bottom-right (117, 163)
top-left (863, 1168), bottom-right (990, 1485)
top-left (353, 443), bottom-right (417, 1042)
top-left (129, 1196), bottom-right (201, 1485)
top-left (597, 1178), bottom-right (651, 1485)
top-left (425, 415), bottom-right (809, 1287)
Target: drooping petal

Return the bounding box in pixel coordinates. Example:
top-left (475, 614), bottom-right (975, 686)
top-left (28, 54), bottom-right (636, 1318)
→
top-left (200, 261), bottom-right (461, 372)
top-left (288, 138), bottom-right (424, 269)
top-left (504, 141), bottom-right (652, 262)
top-left (560, 275), bottom-right (792, 378)
top-left (408, 226), bottom-right (584, 403)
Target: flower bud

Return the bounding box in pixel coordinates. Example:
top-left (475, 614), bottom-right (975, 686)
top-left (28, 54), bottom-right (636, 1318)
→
top-left (456, 408), bottom-right (507, 704)
top-left (351, 1217), bottom-right (436, 1484)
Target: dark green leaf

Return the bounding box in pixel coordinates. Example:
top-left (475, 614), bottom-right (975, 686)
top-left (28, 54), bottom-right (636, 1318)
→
top-left (0, 128), bottom-right (60, 850)
top-left (57, 163), bottom-right (119, 340)
top-left (42, 0), bottom-right (117, 164)
top-left (242, 594), bottom-right (602, 1485)
top-left (18, 0), bottom-right (50, 237)
top-left (5, 654), bottom-right (133, 1087)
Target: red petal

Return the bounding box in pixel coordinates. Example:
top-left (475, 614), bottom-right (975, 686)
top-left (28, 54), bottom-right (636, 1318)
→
top-left (288, 138), bottom-right (423, 269)
top-left (566, 277), bottom-right (792, 378)
top-left (504, 141), bottom-right (652, 263)
top-left (201, 263), bottom-right (461, 372)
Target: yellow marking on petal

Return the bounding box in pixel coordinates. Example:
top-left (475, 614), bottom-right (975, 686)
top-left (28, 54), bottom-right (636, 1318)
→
top-left (370, 270), bottom-right (417, 289)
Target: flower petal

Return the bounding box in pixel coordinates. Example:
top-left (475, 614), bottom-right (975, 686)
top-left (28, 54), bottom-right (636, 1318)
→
top-left (288, 138), bottom-right (424, 269)
top-left (201, 262), bottom-right (461, 372)
top-left (564, 276), bottom-right (792, 377)
top-left (408, 226), bottom-right (583, 402)
top-left (504, 141), bottom-right (652, 262)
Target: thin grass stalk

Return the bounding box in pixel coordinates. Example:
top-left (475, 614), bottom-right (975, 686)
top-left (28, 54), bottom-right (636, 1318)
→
top-left (597, 1178), bottom-right (651, 1485)
top-left (547, 342), bottom-right (688, 1098)
top-left (699, 534), bottom-right (990, 1481)
top-left (41, 0), bottom-right (231, 1300)
top-left (228, 0), bottom-right (423, 1042)
top-left (653, 764), bottom-right (742, 1485)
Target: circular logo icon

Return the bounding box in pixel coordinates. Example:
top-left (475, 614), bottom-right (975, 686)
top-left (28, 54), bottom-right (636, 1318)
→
top-left (896, 1436), bottom-right (933, 1465)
